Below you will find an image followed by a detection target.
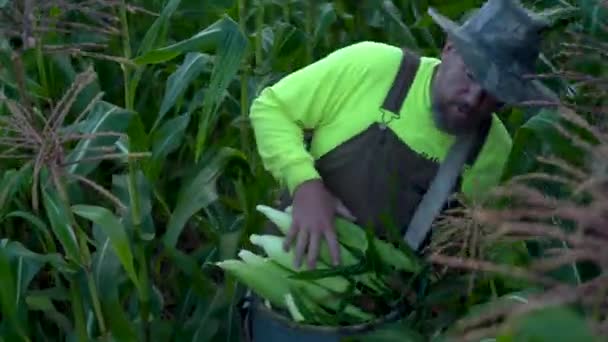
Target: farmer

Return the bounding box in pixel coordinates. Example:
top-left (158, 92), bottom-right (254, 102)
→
top-left (249, 0), bottom-right (558, 272)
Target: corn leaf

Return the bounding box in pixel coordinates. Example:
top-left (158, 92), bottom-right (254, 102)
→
top-left (194, 17), bottom-right (247, 160)
top-left (145, 112), bottom-right (191, 181)
top-left (42, 187), bottom-right (82, 266)
top-left (163, 147), bottom-right (247, 248)
top-left (72, 205), bottom-right (140, 291)
top-left (0, 244), bottom-right (28, 340)
top-left (111, 172), bottom-right (156, 241)
top-left (136, 0), bottom-right (183, 56)
top-left (154, 52), bottom-right (211, 130)
top-left (133, 16), bottom-right (241, 65)
top-left (151, 112), bottom-right (190, 160)
top-left (2, 210), bottom-right (56, 253)
top-left (65, 101), bottom-right (135, 177)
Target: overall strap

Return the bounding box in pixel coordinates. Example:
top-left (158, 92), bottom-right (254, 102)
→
top-left (404, 116), bottom-right (492, 251)
top-left (381, 48), bottom-right (421, 114)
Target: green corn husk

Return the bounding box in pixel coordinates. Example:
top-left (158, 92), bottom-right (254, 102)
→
top-left (255, 205), bottom-right (384, 293)
top-left (285, 272), bottom-right (374, 322)
top-left (218, 249), bottom-right (373, 323)
top-left (256, 205), bottom-right (422, 273)
top-left (249, 234), bottom-right (354, 293)
top-left (215, 252), bottom-right (291, 310)
top-left (244, 240), bottom-right (373, 321)
top-left (335, 217), bottom-right (422, 273)
top-left (284, 293), bottom-right (305, 322)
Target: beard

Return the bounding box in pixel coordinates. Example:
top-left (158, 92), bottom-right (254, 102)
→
top-left (431, 99), bottom-right (481, 136)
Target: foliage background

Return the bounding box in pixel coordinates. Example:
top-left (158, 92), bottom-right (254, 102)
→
top-left (0, 0), bottom-right (606, 341)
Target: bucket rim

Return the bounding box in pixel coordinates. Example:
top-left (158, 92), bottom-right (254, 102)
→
top-left (248, 294), bottom-right (412, 335)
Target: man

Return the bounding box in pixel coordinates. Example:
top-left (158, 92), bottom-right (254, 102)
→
top-left (249, 0), bottom-right (557, 273)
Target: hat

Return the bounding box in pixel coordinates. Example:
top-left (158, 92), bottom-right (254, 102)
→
top-left (428, 0), bottom-right (559, 105)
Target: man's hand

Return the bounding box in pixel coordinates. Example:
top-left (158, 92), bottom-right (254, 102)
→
top-left (283, 179), bottom-right (356, 269)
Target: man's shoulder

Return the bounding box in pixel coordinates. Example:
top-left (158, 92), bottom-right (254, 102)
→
top-left (332, 41), bottom-right (438, 62)
top-left (325, 41), bottom-right (440, 83)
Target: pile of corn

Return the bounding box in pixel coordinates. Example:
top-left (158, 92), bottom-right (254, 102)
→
top-left (215, 205), bottom-right (423, 326)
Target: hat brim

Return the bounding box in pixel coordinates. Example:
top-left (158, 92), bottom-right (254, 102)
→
top-left (428, 8), bottom-right (559, 106)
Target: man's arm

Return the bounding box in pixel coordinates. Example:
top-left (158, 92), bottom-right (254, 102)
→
top-left (249, 43), bottom-right (365, 194)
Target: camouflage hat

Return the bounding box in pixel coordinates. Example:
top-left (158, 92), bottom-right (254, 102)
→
top-left (428, 0), bottom-right (559, 105)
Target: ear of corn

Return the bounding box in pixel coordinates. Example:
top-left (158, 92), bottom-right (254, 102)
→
top-left (253, 207), bottom-right (384, 293)
top-left (247, 234), bottom-right (373, 320)
top-left (215, 256), bottom-right (290, 310)
top-left (256, 204), bottom-right (422, 272)
top-left (249, 234), bottom-right (353, 294)
top-left (215, 205), bottom-right (424, 327)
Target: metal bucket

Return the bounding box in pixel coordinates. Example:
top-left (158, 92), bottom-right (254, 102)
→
top-left (239, 293), bottom-right (412, 342)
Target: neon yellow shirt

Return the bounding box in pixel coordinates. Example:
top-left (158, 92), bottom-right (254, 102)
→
top-left (249, 41), bottom-right (512, 203)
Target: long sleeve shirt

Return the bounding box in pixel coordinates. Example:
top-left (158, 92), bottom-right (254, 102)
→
top-left (249, 41), bottom-right (513, 203)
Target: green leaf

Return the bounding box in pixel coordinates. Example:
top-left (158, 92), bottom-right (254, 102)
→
top-left (0, 165), bottom-right (32, 212)
top-left (25, 294), bottom-right (73, 332)
top-left (497, 306), bottom-right (601, 342)
top-left (0, 245), bottom-right (28, 339)
top-left (137, 0), bottom-right (183, 56)
top-left (580, 0), bottom-right (608, 36)
top-left (65, 101), bottom-right (135, 176)
top-left (1, 210), bottom-right (56, 253)
top-left (133, 16), bottom-right (238, 65)
top-left (0, 238), bottom-right (71, 275)
top-left (42, 187), bottom-right (82, 266)
top-left (312, 3), bottom-right (337, 46)
top-left (194, 17), bottom-right (248, 159)
top-left (151, 112), bottom-right (190, 160)
top-left (126, 114), bottom-right (150, 155)
top-left (164, 246), bottom-right (217, 298)
top-left (72, 205), bottom-right (140, 290)
top-left (162, 147), bottom-right (247, 248)
top-left (154, 52), bottom-right (211, 130)
top-left (91, 236), bottom-right (140, 342)
top-left (128, 0), bottom-right (183, 110)
top-left (112, 172), bottom-right (156, 240)
top-left (381, 0), bottom-right (418, 49)
top-left (289, 262), bottom-right (368, 281)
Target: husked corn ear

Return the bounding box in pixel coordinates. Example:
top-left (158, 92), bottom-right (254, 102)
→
top-left (256, 205), bottom-right (388, 293)
top-left (258, 205), bottom-right (421, 273)
top-left (215, 250), bottom-right (291, 310)
top-left (250, 234), bottom-right (353, 294)
top-left (256, 205), bottom-right (359, 266)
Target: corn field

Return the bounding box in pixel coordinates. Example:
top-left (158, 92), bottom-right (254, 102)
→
top-left (0, 0), bottom-right (606, 341)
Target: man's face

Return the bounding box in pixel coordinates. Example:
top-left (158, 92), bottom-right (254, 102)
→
top-left (431, 41), bottom-right (505, 135)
